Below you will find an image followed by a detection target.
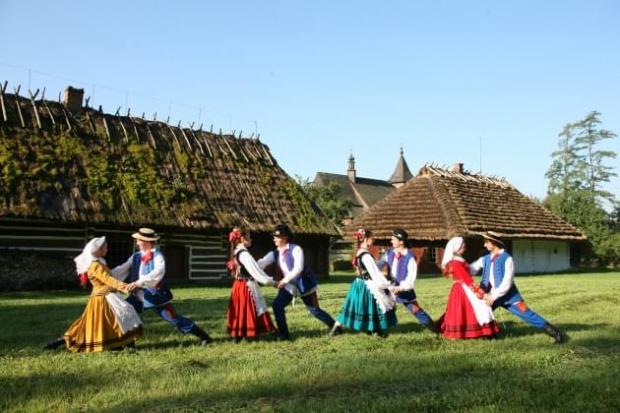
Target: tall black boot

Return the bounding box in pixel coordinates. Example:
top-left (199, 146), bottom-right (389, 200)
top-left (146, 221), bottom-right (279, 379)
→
top-left (190, 325), bottom-right (213, 346)
top-left (43, 336), bottom-right (65, 350)
top-left (542, 323), bottom-right (567, 344)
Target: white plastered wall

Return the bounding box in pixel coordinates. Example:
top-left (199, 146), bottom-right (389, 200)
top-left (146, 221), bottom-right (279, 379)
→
top-left (512, 240), bottom-right (571, 274)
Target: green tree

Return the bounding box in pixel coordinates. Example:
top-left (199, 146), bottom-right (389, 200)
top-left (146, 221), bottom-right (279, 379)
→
top-left (545, 112), bottom-right (618, 264)
top-left (296, 176), bottom-right (352, 226)
top-left (574, 111), bottom-right (617, 202)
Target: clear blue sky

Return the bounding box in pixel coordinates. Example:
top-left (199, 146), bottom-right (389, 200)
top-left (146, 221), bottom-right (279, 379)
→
top-left (1, 1), bottom-right (619, 202)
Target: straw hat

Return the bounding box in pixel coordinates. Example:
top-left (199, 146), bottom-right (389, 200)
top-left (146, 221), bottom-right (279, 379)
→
top-left (482, 231), bottom-right (504, 247)
top-left (132, 228), bottom-right (160, 242)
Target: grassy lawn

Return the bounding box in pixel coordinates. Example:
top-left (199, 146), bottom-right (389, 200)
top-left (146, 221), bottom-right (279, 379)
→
top-left (1, 271), bottom-right (619, 412)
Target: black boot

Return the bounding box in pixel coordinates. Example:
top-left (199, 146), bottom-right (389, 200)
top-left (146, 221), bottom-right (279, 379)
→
top-left (329, 323), bottom-right (343, 337)
top-left (426, 319), bottom-right (440, 335)
top-left (543, 323), bottom-right (567, 344)
top-left (43, 336), bottom-right (65, 350)
top-left (190, 325), bottom-right (213, 346)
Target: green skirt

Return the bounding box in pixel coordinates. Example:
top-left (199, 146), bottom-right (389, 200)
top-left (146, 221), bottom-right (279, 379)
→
top-left (337, 278), bottom-right (397, 332)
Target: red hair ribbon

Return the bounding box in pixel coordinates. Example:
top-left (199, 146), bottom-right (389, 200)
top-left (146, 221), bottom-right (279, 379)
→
top-left (228, 227), bottom-right (242, 243)
top-left (354, 228), bottom-right (366, 242)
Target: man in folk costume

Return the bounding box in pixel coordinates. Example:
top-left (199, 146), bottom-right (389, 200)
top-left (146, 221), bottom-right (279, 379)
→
top-left (257, 224), bottom-right (341, 341)
top-left (469, 231), bottom-right (567, 344)
top-left (377, 228), bottom-right (438, 333)
top-left (112, 228), bottom-right (213, 346)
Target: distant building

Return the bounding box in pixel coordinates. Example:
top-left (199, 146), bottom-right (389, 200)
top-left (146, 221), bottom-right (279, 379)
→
top-left (314, 149), bottom-right (413, 265)
top-left (314, 149), bottom-right (413, 226)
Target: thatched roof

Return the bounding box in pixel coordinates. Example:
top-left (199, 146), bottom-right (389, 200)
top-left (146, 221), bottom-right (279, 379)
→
top-left (350, 164), bottom-right (587, 242)
top-left (0, 87), bottom-right (336, 235)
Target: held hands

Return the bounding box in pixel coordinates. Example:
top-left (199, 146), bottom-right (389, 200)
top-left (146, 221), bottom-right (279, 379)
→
top-left (276, 280), bottom-right (287, 289)
top-left (484, 294), bottom-right (495, 306)
top-left (391, 286), bottom-right (400, 295)
top-left (126, 282), bottom-right (141, 293)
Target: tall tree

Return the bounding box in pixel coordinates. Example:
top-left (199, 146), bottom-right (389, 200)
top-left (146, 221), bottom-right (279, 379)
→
top-left (546, 112), bottom-right (618, 264)
top-left (574, 111), bottom-right (617, 203)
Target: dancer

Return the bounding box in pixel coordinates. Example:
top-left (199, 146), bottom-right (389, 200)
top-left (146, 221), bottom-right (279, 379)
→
top-left (44, 236), bottom-right (142, 352)
top-left (226, 227), bottom-right (277, 343)
top-left (378, 228), bottom-right (438, 333)
top-left (437, 236), bottom-right (499, 339)
top-left (330, 228), bottom-right (397, 337)
top-left (470, 231), bottom-right (567, 344)
top-left (257, 224), bottom-right (341, 340)
top-left (112, 228), bottom-right (213, 346)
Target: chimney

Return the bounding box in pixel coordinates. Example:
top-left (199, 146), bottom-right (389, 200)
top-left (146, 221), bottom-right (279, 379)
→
top-left (453, 162), bottom-right (464, 173)
top-left (63, 86), bottom-right (84, 113)
top-left (347, 154), bottom-right (356, 183)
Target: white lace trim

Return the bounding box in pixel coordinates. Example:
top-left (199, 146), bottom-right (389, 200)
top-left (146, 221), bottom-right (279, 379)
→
top-left (365, 279), bottom-right (396, 314)
top-left (246, 280), bottom-right (269, 316)
top-left (105, 292), bottom-right (142, 334)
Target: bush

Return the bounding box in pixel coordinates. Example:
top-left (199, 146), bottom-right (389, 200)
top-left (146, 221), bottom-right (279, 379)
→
top-left (0, 252), bottom-right (78, 291)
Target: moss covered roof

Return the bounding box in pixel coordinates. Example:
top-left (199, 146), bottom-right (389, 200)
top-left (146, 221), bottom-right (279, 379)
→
top-left (0, 91), bottom-right (336, 235)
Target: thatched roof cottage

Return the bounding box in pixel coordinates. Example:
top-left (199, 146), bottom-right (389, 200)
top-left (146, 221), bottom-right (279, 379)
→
top-left (350, 163), bottom-right (587, 273)
top-left (0, 84), bottom-right (336, 287)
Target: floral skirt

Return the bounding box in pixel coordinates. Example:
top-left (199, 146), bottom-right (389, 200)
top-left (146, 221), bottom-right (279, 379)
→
top-left (64, 294), bottom-right (142, 353)
top-left (227, 280), bottom-right (275, 337)
top-left (438, 284), bottom-right (499, 339)
top-left (337, 278), bottom-right (397, 332)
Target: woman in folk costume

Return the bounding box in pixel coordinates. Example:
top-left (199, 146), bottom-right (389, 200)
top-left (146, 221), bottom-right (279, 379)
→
top-left (226, 227), bottom-right (277, 343)
top-left (330, 228), bottom-right (397, 337)
top-left (437, 236), bottom-right (499, 339)
top-left (44, 237), bottom-right (142, 352)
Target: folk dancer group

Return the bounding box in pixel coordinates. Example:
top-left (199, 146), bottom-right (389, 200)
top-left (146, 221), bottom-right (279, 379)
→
top-left (45, 225), bottom-right (567, 352)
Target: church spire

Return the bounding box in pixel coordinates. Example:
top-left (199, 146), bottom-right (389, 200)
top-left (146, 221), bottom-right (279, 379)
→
top-left (347, 153), bottom-right (356, 183)
top-left (388, 147), bottom-right (412, 188)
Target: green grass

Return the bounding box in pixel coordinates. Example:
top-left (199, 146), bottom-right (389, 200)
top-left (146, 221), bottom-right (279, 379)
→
top-left (1, 271), bottom-right (619, 412)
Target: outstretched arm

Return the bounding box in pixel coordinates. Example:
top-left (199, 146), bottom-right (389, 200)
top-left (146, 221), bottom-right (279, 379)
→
top-left (238, 251), bottom-right (275, 285)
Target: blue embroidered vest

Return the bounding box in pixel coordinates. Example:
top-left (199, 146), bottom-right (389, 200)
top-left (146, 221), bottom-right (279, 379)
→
top-left (273, 244), bottom-right (318, 295)
top-left (480, 251), bottom-right (522, 306)
top-left (385, 249), bottom-right (416, 303)
top-left (131, 250), bottom-right (173, 308)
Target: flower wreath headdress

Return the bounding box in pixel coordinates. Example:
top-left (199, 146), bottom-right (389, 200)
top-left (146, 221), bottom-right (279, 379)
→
top-left (354, 228), bottom-right (366, 242)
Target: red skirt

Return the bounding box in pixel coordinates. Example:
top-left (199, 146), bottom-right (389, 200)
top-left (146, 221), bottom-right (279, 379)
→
top-left (227, 280), bottom-right (275, 337)
top-left (438, 283), bottom-right (499, 339)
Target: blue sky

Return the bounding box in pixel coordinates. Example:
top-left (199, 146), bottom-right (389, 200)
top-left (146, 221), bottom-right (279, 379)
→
top-left (1, 1), bottom-right (619, 202)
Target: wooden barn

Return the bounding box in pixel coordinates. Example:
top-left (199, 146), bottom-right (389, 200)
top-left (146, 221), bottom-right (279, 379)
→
top-left (0, 84), bottom-right (337, 287)
top-left (350, 163), bottom-right (587, 274)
